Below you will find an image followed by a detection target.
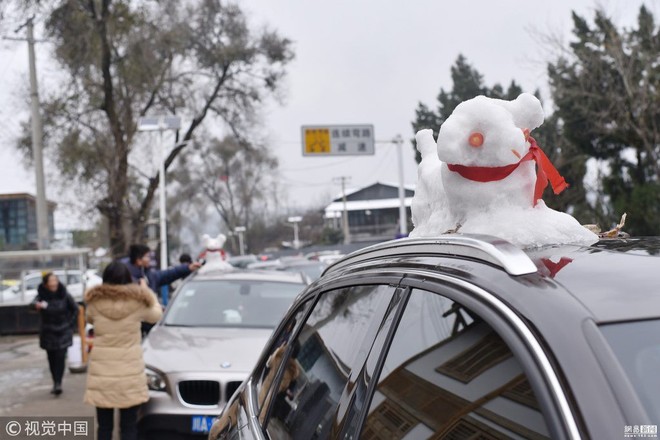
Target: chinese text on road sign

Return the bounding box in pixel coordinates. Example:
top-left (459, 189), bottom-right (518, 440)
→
top-left (302, 125), bottom-right (375, 156)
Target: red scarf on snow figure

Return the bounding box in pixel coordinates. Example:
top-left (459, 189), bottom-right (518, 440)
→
top-left (198, 249), bottom-right (227, 260)
top-left (446, 135), bottom-right (568, 206)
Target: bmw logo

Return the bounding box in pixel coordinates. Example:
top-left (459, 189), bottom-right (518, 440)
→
top-left (221, 362), bottom-right (232, 369)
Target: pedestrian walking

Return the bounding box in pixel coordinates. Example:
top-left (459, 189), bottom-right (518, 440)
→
top-left (83, 262), bottom-right (163, 440)
top-left (30, 272), bottom-right (78, 396)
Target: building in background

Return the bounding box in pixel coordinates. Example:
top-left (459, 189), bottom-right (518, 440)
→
top-left (0, 193), bottom-right (56, 250)
top-left (324, 182), bottom-right (413, 242)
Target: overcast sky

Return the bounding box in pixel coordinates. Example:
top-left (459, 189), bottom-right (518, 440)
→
top-left (0, 0), bottom-right (655, 229)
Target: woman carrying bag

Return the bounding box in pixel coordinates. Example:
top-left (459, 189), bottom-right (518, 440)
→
top-left (30, 272), bottom-right (78, 396)
top-left (83, 262), bottom-right (163, 440)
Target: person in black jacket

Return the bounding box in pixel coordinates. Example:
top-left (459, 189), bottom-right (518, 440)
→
top-left (30, 272), bottom-right (79, 396)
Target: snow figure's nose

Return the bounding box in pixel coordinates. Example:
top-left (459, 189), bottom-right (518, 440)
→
top-left (468, 132), bottom-right (484, 147)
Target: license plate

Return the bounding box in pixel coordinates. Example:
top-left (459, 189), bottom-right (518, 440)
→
top-left (191, 415), bottom-right (216, 433)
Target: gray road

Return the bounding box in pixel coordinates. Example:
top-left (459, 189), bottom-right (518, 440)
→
top-left (1, 336), bottom-right (148, 439)
top-left (0, 335), bottom-right (93, 419)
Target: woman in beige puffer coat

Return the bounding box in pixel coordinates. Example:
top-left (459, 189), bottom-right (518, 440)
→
top-left (84, 261), bottom-right (162, 440)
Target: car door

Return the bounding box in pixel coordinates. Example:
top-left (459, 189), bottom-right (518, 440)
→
top-left (210, 296), bottom-right (317, 440)
top-left (214, 281), bottom-right (403, 440)
top-left (345, 281), bottom-right (583, 440)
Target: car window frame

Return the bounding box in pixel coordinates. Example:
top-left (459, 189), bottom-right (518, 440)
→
top-left (252, 297), bottom-right (316, 423)
top-left (347, 274), bottom-right (583, 440)
top-left (337, 285), bottom-right (411, 437)
top-left (262, 282), bottom-right (402, 436)
top-left (254, 273), bottom-right (404, 439)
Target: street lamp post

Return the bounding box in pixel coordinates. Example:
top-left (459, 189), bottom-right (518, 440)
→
top-left (234, 226), bottom-right (246, 255)
top-left (287, 216), bottom-right (302, 249)
top-left (137, 116), bottom-right (181, 270)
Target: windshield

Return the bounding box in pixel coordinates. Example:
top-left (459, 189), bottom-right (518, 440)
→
top-left (600, 320), bottom-right (660, 420)
top-left (164, 279), bottom-right (303, 328)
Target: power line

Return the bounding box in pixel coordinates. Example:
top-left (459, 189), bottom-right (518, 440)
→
top-left (280, 157), bottom-right (355, 172)
top-left (278, 176), bottom-right (331, 187)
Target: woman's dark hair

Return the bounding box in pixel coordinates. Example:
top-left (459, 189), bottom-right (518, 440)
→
top-left (103, 262), bottom-right (133, 285)
top-left (129, 244), bottom-right (151, 264)
top-left (179, 253), bottom-right (192, 264)
top-left (42, 272), bottom-right (56, 285)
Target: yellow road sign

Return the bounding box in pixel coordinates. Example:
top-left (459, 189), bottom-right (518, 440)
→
top-left (304, 128), bottom-right (331, 154)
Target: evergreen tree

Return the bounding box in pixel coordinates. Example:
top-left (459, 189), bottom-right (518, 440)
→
top-left (548, 6), bottom-right (660, 234)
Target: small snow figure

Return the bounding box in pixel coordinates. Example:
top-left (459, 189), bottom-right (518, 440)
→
top-left (410, 93), bottom-right (598, 247)
top-left (198, 234), bottom-right (233, 272)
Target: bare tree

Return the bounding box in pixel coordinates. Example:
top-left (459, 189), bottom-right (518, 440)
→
top-left (13, 0), bottom-right (293, 255)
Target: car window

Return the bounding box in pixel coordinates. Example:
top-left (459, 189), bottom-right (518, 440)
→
top-left (256, 300), bottom-right (313, 422)
top-left (66, 273), bottom-right (81, 285)
top-left (600, 319), bottom-right (660, 421)
top-left (163, 280), bottom-right (304, 328)
top-left (25, 277), bottom-right (41, 290)
top-left (265, 284), bottom-right (396, 439)
top-left (361, 288), bottom-right (551, 440)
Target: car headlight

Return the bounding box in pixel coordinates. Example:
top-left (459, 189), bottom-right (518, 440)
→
top-left (145, 367), bottom-right (167, 392)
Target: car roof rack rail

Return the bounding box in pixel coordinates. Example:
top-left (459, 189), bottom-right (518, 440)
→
top-left (329, 234), bottom-right (538, 276)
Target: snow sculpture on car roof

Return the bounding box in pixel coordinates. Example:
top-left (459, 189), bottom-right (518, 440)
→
top-left (198, 233), bottom-right (233, 272)
top-left (410, 92), bottom-right (598, 247)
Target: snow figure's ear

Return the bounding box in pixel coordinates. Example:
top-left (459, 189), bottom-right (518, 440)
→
top-left (495, 93), bottom-right (544, 131)
top-left (216, 234), bottom-right (227, 248)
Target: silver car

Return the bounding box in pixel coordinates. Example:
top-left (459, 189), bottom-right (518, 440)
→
top-left (138, 269), bottom-right (307, 439)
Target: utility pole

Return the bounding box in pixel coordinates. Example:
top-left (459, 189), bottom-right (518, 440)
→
top-left (333, 176), bottom-right (351, 244)
top-left (5, 18), bottom-right (50, 249)
top-left (393, 135), bottom-right (408, 236)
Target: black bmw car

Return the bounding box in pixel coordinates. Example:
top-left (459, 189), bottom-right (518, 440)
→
top-left (209, 234), bottom-right (660, 440)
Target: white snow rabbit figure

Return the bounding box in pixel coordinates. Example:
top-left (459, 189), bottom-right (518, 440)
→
top-left (410, 93), bottom-right (598, 247)
top-left (199, 233), bottom-right (233, 272)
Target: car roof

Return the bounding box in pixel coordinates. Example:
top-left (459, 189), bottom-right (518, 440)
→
top-left (525, 238), bottom-right (660, 322)
top-left (189, 268), bottom-right (307, 284)
top-left (324, 235), bottom-right (660, 324)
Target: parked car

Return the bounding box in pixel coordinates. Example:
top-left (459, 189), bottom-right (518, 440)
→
top-left (246, 260), bottom-right (285, 271)
top-left (227, 254), bottom-right (258, 268)
top-left (209, 234), bottom-right (660, 440)
top-left (138, 268), bottom-right (308, 439)
top-left (278, 260), bottom-right (328, 282)
top-left (0, 269), bottom-right (102, 304)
